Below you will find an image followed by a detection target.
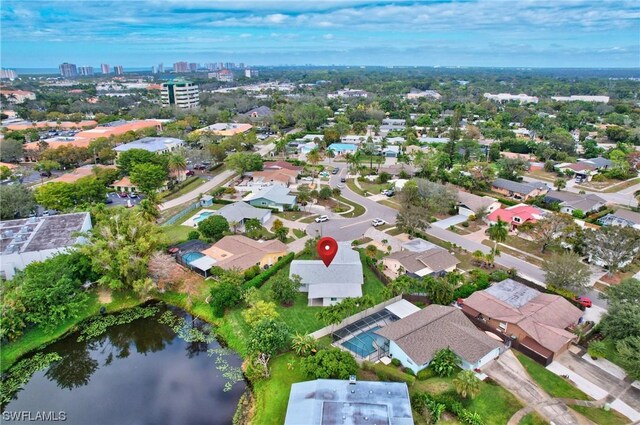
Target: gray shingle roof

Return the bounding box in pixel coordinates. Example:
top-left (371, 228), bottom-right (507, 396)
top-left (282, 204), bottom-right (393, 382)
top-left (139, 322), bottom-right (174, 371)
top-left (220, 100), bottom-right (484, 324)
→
top-left (290, 243), bottom-right (363, 292)
top-left (492, 178), bottom-right (548, 195)
top-left (244, 185), bottom-right (296, 205)
top-left (216, 202), bottom-right (270, 223)
top-left (375, 305), bottom-right (502, 365)
top-left (386, 248), bottom-right (459, 274)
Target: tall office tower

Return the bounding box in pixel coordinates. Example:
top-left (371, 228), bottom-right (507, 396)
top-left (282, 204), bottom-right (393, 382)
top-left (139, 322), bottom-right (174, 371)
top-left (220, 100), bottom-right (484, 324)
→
top-left (78, 66), bottom-right (94, 76)
top-left (218, 62), bottom-right (224, 70)
top-left (0, 69), bottom-right (18, 80)
top-left (244, 69), bottom-right (258, 78)
top-left (158, 63), bottom-right (164, 73)
top-left (239, 63), bottom-right (245, 69)
top-left (101, 64), bottom-right (110, 74)
top-left (152, 65), bottom-right (157, 74)
top-left (189, 63), bottom-right (198, 72)
top-left (59, 62), bottom-right (78, 78)
top-left (161, 79), bottom-right (199, 109)
top-left (173, 62), bottom-right (189, 73)
top-left (113, 65), bottom-right (124, 75)
top-left (224, 62), bottom-right (235, 69)
top-left (205, 63), bottom-right (216, 71)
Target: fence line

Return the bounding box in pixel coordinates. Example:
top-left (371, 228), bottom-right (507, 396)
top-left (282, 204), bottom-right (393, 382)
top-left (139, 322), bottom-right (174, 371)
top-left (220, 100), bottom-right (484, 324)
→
top-left (163, 201), bottom-right (199, 226)
top-left (309, 295), bottom-right (402, 339)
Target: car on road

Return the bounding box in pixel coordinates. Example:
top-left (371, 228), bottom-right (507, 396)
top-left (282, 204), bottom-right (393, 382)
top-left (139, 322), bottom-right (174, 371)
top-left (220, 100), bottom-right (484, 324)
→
top-left (118, 192), bottom-right (128, 198)
top-left (340, 177), bottom-right (346, 183)
top-left (337, 183), bottom-right (344, 189)
top-left (129, 192), bottom-right (138, 198)
top-left (40, 171), bottom-right (52, 177)
top-left (301, 176), bottom-right (313, 182)
top-left (186, 170), bottom-right (195, 176)
top-left (383, 189), bottom-right (395, 197)
top-left (332, 167), bottom-right (339, 174)
top-left (315, 215), bottom-right (329, 223)
top-left (372, 218), bottom-right (386, 227)
top-left (105, 198), bottom-right (113, 204)
top-left (576, 296), bottom-right (592, 308)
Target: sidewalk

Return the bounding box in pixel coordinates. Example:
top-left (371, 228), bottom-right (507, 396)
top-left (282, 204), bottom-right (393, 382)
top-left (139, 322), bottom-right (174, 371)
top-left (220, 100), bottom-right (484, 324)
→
top-left (159, 169), bottom-right (235, 211)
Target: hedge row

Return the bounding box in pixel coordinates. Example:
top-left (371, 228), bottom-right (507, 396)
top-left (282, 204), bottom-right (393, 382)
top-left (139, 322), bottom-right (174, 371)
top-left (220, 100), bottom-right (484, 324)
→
top-left (362, 361), bottom-right (416, 386)
top-left (241, 253), bottom-right (295, 290)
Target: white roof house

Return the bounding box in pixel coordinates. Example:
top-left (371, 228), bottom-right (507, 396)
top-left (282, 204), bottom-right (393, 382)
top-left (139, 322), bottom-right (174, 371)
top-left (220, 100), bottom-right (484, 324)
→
top-left (113, 137), bottom-right (184, 155)
top-left (289, 242), bottom-right (363, 306)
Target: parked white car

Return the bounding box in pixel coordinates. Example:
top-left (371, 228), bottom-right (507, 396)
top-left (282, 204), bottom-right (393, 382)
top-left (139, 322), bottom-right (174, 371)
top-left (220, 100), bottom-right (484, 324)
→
top-left (315, 215), bottom-right (329, 223)
top-left (371, 218), bottom-right (386, 227)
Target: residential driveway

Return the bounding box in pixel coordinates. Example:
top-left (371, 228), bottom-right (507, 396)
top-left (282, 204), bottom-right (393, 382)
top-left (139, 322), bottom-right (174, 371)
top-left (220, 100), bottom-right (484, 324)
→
top-left (551, 351), bottom-right (640, 421)
top-left (432, 214), bottom-right (467, 229)
top-left (484, 350), bottom-right (580, 425)
top-left (159, 169), bottom-right (235, 211)
top-left (364, 227), bottom-right (403, 252)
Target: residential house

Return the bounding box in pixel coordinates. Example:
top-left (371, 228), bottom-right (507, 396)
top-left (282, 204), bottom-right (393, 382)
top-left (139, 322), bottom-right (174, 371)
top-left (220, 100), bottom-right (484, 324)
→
top-left (383, 238), bottom-right (459, 279)
top-left (551, 95), bottom-right (609, 103)
top-left (251, 167), bottom-right (298, 187)
top-left (327, 143), bottom-right (358, 155)
top-left (0, 212), bottom-right (92, 279)
top-left (491, 178), bottom-right (549, 201)
top-left (111, 176), bottom-right (143, 193)
top-left (0, 89), bottom-right (36, 103)
top-left (544, 190), bottom-right (606, 215)
top-left (483, 93), bottom-right (539, 104)
top-left (243, 185), bottom-right (297, 212)
top-left (598, 209), bottom-right (640, 230)
top-left (486, 204), bottom-right (545, 230)
top-left (456, 191), bottom-right (501, 217)
top-left (381, 145), bottom-right (400, 158)
top-left (289, 242), bottom-right (363, 306)
top-left (241, 106), bottom-right (273, 124)
top-left (555, 162), bottom-right (598, 181)
top-left (213, 201), bottom-right (272, 228)
top-left (327, 89), bottom-right (369, 99)
top-left (579, 157), bottom-right (614, 171)
top-left (5, 119), bottom-right (97, 131)
top-left (461, 279), bottom-right (583, 363)
top-left (386, 136), bottom-right (405, 145)
top-left (295, 141), bottom-right (317, 155)
top-left (201, 235), bottom-right (288, 272)
top-left (375, 305), bottom-right (503, 373)
top-left (263, 160), bottom-right (303, 172)
top-left (379, 163), bottom-right (417, 177)
top-left (284, 379), bottom-right (414, 425)
top-left (194, 122), bottom-right (253, 136)
top-left (418, 136), bottom-right (449, 144)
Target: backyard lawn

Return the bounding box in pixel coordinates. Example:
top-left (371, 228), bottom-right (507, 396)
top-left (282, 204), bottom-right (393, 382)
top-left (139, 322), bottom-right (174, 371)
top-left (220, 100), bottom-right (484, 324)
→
top-left (569, 405), bottom-right (630, 425)
top-left (519, 412), bottom-right (548, 425)
top-left (162, 224), bottom-right (193, 245)
top-left (275, 211), bottom-right (312, 221)
top-left (160, 177), bottom-right (208, 201)
top-left (515, 352), bottom-right (590, 400)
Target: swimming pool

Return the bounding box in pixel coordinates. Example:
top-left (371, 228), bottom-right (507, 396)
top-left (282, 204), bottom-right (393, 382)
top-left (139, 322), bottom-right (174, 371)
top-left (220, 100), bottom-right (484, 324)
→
top-left (182, 251), bottom-right (205, 265)
top-left (341, 326), bottom-right (385, 357)
top-left (193, 211), bottom-right (215, 224)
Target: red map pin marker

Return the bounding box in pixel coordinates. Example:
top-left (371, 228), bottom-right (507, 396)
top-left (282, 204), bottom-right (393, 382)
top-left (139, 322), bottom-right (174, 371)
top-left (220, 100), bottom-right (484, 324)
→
top-left (317, 237), bottom-right (338, 267)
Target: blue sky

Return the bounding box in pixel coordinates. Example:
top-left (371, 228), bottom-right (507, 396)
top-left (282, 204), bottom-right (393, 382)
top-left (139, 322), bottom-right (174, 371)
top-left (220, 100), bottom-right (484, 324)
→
top-left (1, 0), bottom-right (639, 68)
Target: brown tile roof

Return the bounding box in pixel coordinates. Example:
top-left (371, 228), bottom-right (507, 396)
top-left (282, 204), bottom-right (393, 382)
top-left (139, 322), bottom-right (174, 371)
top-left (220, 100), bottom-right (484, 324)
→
top-left (252, 168), bottom-right (298, 184)
top-left (463, 280), bottom-right (582, 353)
top-left (386, 248), bottom-right (459, 274)
top-left (48, 164), bottom-right (116, 184)
top-left (202, 235), bottom-right (288, 271)
top-left (263, 160), bottom-right (303, 172)
top-left (375, 305), bottom-right (502, 365)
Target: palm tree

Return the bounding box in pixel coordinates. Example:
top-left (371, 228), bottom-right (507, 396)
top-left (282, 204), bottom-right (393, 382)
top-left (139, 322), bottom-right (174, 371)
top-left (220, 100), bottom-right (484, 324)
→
top-left (275, 138), bottom-right (288, 159)
top-left (365, 244), bottom-right (378, 259)
top-left (168, 154), bottom-right (187, 182)
top-left (138, 198), bottom-right (160, 222)
top-left (453, 370), bottom-right (481, 399)
top-left (487, 218), bottom-right (508, 255)
top-left (306, 148), bottom-right (322, 178)
top-left (555, 178), bottom-right (567, 191)
top-left (472, 250), bottom-right (485, 267)
top-left (291, 333), bottom-right (317, 356)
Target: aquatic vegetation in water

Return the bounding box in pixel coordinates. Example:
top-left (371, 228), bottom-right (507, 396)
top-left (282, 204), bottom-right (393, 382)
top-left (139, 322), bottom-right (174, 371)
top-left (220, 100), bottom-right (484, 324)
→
top-left (77, 305), bottom-right (160, 342)
top-left (1, 352), bottom-right (63, 405)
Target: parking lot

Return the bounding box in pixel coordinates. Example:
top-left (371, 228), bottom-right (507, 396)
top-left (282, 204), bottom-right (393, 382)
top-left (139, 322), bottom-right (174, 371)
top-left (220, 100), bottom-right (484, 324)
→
top-left (107, 191), bottom-right (144, 207)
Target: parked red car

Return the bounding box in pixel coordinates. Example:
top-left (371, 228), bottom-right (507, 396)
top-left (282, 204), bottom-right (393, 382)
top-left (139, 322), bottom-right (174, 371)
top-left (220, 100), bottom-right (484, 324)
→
top-left (576, 296), bottom-right (592, 308)
top-left (186, 170), bottom-right (195, 176)
top-left (118, 192), bottom-right (128, 198)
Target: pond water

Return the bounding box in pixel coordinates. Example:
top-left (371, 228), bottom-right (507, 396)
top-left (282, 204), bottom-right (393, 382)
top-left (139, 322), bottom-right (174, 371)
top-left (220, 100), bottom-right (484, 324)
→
top-left (3, 305), bottom-right (246, 425)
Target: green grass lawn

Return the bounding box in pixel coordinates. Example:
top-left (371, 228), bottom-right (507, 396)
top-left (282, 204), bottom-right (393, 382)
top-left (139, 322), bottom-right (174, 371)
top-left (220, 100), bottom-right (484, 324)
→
top-left (276, 211), bottom-right (311, 221)
top-left (346, 178), bottom-right (366, 196)
top-left (160, 177), bottom-right (208, 201)
top-left (1, 290), bottom-right (141, 373)
top-left (335, 195), bottom-right (366, 218)
top-left (162, 224), bottom-right (193, 245)
top-left (378, 199), bottom-right (401, 210)
top-left (467, 380), bottom-right (523, 425)
top-left (602, 177), bottom-right (640, 193)
top-left (299, 215), bottom-right (319, 224)
top-left (519, 412), bottom-right (548, 425)
top-left (251, 353), bottom-right (307, 425)
top-left (515, 352), bottom-right (590, 400)
top-left (292, 228), bottom-right (306, 238)
top-left (569, 405), bottom-right (630, 425)
top-left (359, 180), bottom-right (392, 195)
top-left (385, 227), bottom-right (404, 236)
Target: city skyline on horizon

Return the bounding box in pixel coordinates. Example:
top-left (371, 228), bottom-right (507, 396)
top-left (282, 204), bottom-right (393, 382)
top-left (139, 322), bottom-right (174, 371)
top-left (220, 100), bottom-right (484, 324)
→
top-left (1, 0), bottom-right (638, 69)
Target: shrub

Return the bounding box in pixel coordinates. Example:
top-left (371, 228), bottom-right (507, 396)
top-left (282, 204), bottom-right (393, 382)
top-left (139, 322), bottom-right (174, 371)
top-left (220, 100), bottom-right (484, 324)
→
top-left (187, 230), bottom-right (200, 240)
top-left (242, 253), bottom-right (295, 290)
top-left (431, 348), bottom-right (459, 377)
top-left (416, 367), bottom-right (437, 381)
top-left (403, 367), bottom-right (416, 376)
top-left (372, 363), bottom-right (416, 385)
top-left (462, 221), bottom-right (470, 228)
top-left (572, 209), bottom-right (585, 219)
top-left (489, 270), bottom-right (509, 282)
top-left (391, 358), bottom-right (402, 367)
top-left (301, 348), bottom-right (358, 380)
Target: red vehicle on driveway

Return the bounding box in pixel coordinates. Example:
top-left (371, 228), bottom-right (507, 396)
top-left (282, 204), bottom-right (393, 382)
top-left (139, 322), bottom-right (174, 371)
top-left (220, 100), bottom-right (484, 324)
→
top-left (576, 296), bottom-right (592, 308)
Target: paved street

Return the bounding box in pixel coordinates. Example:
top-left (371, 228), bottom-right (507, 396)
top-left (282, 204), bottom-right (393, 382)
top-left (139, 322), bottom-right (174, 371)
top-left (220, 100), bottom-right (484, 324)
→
top-left (305, 167), bottom-right (398, 241)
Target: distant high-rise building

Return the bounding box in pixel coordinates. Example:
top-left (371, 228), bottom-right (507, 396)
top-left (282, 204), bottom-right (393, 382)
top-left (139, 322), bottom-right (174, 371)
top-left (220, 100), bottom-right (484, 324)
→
top-left (152, 65), bottom-right (157, 74)
top-left (78, 66), bottom-right (94, 76)
top-left (173, 62), bottom-right (188, 73)
top-left (218, 62), bottom-right (224, 70)
top-left (113, 65), bottom-right (124, 75)
top-left (189, 63), bottom-right (198, 72)
top-left (59, 62), bottom-right (78, 78)
top-left (158, 63), bottom-right (164, 73)
top-left (224, 62), bottom-right (235, 70)
top-left (239, 63), bottom-right (245, 69)
top-left (161, 79), bottom-right (199, 109)
top-left (209, 69), bottom-right (234, 82)
top-left (0, 69), bottom-right (18, 80)
top-left (244, 69), bottom-right (258, 78)
top-left (205, 63), bottom-right (216, 71)
top-left (101, 64), bottom-right (110, 74)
